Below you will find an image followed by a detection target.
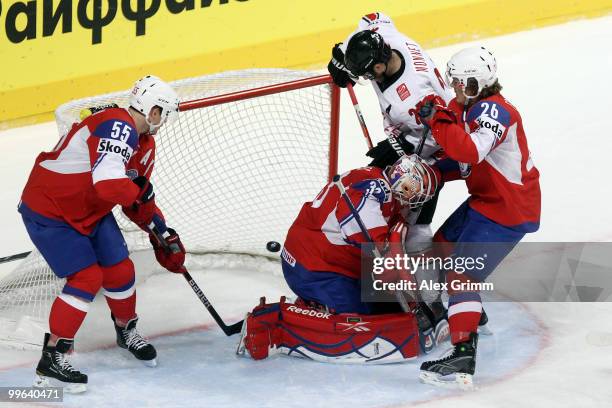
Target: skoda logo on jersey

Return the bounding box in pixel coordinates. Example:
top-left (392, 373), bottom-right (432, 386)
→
top-left (476, 117), bottom-right (505, 140)
top-left (98, 139), bottom-right (132, 162)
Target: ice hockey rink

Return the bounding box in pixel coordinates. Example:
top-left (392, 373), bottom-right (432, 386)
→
top-left (1, 15), bottom-right (612, 407)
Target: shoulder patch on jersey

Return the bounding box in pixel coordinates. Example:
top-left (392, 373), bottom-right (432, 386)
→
top-left (352, 179), bottom-right (391, 203)
top-left (93, 119), bottom-right (139, 150)
top-left (361, 12), bottom-right (392, 27)
top-left (126, 169), bottom-right (139, 180)
top-left (363, 13), bottom-right (378, 22)
top-left (467, 100), bottom-right (511, 127)
top-left (396, 83), bottom-right (411, 101)
top-left (362, 12), bottom-right (379, 24)
top-left (467, 100), bottom-right (512, 142)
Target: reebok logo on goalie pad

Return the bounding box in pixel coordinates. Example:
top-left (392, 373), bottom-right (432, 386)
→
top-left (337, 322), bottom-right (370, 332)
top-left (286, 305), bottom-right (331, 319)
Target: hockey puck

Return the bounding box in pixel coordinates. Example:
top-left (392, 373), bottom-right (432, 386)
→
top-left (266, 241), bottom-right (281, 253)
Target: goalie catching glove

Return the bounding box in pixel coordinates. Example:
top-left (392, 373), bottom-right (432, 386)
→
top-left (149, 228), bottom-right (186, 273)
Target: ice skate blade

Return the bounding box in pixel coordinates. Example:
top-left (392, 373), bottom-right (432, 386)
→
top-left (419, 371), bottom-right (474, 390)
top-left (34, 374), bottom-right (87, 394)
top-left (143, 358), bottom-right (157, 367)
top-left (478, 324), bottom-right (493, 336)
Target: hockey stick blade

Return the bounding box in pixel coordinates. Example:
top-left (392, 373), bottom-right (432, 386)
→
top-left (147, 222), bottom-right (243, 336)
top-left (0, 251), bottom-right (31, 264)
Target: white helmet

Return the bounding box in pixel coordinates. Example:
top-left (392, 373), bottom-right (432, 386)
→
top-left (387, 155), bottom-right (439, 209)
top-left (446, 46), bottom-right (497, 100)
top-left (129, 75), bottom-right (179, 134)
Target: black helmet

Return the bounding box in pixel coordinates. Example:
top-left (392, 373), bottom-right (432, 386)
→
top-left (344, 30), bottom-right (392, 78)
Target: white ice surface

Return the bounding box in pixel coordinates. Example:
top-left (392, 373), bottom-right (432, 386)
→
top-left (1, 15), bottom-right (612, 407)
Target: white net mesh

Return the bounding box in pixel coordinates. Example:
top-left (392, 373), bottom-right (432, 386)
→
top-left (0, 69), bottom-right (338, 347)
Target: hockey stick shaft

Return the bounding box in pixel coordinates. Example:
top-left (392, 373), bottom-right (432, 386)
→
top-left (346, 83), bottom-right (374, 150)
top-left (0, 250), bottom-right (31, 264)
top-left (332, 175), bottom-right (410, 312)
top-left (415, 125), bottom-right (430, 157)
top-left (148, 223), bottom-right (243, 336)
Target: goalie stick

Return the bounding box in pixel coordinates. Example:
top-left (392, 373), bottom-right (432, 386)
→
top-left (147, 222), bottom-right (243, 336)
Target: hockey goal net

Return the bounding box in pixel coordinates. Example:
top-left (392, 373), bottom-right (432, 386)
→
top-left (0, 69), bottom-right (340, 348)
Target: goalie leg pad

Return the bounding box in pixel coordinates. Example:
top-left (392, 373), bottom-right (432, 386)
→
top-left (240, 297), bottom-right (284, 360)
top-left (240, 298), bottom-right (420, 364)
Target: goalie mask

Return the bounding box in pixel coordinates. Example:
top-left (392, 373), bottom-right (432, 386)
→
top-left (387, 155), bottom-right (438, 209)
top-left (130, 75), bottom-right (180, 134)
top-left (446, 46), bottom-right (497, 101)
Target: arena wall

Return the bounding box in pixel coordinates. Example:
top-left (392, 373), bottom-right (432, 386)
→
top-left (1, 0), bottom-right (610, 128)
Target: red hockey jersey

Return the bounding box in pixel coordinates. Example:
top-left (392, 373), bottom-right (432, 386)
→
top-left (283, 167), bottom-right (402, 279)
top-left (20, 108), bottom-right (153, 235)
top-left (431, 94), bottom-right (541, 228)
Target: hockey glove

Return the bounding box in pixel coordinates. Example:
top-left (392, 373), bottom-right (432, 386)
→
top-left (123, 176), bottom-right (156, 228)
top-left (379, 221), bottom-right (417, 301)
top-left (327, 43), bottom-right (355, 88)
top-left (416, 95), bottom-right (456, 127)
top-left (149, 228), bottom-right (186, 273)
top-left (367, 134), bottom-right (415, 169)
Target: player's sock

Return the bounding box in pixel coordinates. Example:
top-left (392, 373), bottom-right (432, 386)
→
top-left (112, 315), bottom-right (157, 367)
top-left (34, 333), bottom-right (87, 394)
top-left (49, 294), bottom-right (89, 339)
top-left (50, 264), bottom-right (101, 339)
top-left (104, 291), bottom-right (137, 324)
top-left (447, 293), bottom-right (482, 344)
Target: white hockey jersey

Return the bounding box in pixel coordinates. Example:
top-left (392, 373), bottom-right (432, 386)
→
top-left (341, 12), bottom-right (454, 158)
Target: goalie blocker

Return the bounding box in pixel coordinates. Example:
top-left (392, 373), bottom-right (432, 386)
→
top-left (237, 297), bottom-right (449, 364)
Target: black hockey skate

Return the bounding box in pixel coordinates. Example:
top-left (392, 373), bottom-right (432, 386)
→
top-left (112, 315), bottom-right (157, 367)
top-left (34, 333), bottom-right (87, 393)
top-left (420, 332), bottom-right (478, 390)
